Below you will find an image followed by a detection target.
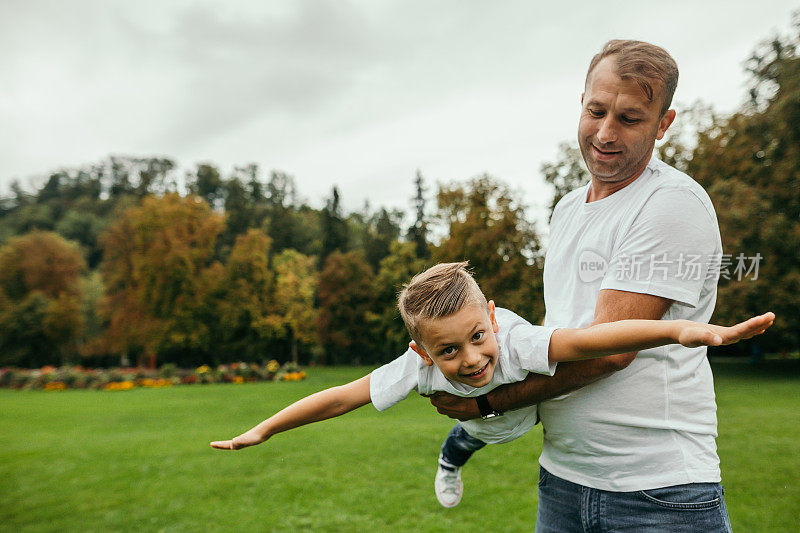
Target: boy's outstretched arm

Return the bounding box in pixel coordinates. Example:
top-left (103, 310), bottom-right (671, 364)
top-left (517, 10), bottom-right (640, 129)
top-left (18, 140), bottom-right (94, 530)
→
top-left (548, 312), bottom-right (775, 362)
top-left (210, 374), bottom-right (371, 451)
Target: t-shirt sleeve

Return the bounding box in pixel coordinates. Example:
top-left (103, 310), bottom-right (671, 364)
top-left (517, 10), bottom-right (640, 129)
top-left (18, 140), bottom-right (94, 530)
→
top-left (369, 349), bottom-right (421, 412)
top-left (601, 187), bottom-right (720, 308)
top-left (506, 321), bottom-right (559, 377)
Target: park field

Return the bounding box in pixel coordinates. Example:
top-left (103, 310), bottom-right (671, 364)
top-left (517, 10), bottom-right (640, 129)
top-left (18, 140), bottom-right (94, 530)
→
top-left (1, 361), bottom-right (798, 532)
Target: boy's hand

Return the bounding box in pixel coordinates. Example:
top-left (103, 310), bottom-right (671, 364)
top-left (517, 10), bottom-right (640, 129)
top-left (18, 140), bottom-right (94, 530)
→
top-left (210, 428), bottom-right (269, 451)
top-left (677, 312), bottom-right (775, 348)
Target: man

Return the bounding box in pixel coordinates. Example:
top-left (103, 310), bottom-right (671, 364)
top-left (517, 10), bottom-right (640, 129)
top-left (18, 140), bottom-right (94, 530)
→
top-left (429, 40), bottom-right (730, 531)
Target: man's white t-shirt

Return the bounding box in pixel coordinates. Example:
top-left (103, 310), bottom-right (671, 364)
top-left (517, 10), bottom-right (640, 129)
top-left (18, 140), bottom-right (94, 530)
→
top-left (370, 308), bottom-right (557, 444)
top-left (539, 155), bottom-right (723, 491)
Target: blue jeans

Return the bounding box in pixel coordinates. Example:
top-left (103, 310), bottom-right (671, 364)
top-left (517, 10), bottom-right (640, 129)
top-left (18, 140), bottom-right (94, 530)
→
top-left (536, 466), bottom-right (733, 532)
top-left (440, 423), bottom-right (486, 467)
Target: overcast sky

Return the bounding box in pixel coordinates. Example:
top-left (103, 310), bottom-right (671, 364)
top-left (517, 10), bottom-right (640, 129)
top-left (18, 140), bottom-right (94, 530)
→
top-left (1, 0), bottom-right (797, 227)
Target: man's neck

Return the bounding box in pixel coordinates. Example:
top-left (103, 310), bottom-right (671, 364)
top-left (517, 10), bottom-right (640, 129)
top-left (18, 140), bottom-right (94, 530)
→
top-left (586, 157), bottom-right (651, 203)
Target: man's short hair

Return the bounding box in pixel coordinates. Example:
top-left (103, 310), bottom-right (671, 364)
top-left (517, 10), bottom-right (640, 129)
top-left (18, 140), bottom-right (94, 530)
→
top-left (586, 39), bottom-right (679, 116)
top-left (398, 262), bottom-right (488, 349)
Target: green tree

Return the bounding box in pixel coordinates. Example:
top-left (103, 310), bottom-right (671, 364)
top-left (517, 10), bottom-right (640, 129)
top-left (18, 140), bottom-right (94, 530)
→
top-left (320, 187), bottom-right (349, 262)
top-left (0, 231), bottom-right (85, 366)
top-left (406, 170), bottom-right (430, 258)
top-left (540, 142), bottom-right (590, 220)
top-left (433, 175), bottom-right (545, 322)
top-left (362, 207), bottom-right (404, 270)
top-left (273, 248), bottom-right (319, 363)
top-left (187, 164), bottom-right (224, 209)
top-left (55, 210), bottom-right (106, 268)
top-left (684, 16), bottom-right (800, 352)
top-left (371, 241), bottom-right (428, 362)
top-left (214, 228), bottom-right (283, 363)
top-left (261, 172), bottom-right (320, 256)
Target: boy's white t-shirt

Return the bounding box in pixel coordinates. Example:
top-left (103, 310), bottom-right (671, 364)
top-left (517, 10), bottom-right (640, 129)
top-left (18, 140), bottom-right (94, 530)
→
top-left (539, 155), bottom-right (723, 491)
top-left (370, 308), bottom-right (557, 444)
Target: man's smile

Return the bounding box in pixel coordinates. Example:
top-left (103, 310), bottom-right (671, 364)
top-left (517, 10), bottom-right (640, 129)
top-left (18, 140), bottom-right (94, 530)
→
top-left (592, 144), bottom-right (622, 160)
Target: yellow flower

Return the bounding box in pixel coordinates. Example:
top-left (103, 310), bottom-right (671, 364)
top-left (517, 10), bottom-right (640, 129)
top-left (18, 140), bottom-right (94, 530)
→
top-left (266, 360), bottom-right (280, 373)
top-left (104, 381), bottom-right (135, 391)
top-left (197, 365), bottom-right (211, 374)
top-left (233, 376), bottom-right (244, 384)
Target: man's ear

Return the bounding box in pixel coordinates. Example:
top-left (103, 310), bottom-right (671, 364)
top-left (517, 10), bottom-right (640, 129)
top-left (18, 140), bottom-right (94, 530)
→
top-left (410, 341), bottom-right (434, 366)
top-left (487, 300), bottom-right (499, 333)
top-left (656, 109), bottom-right (676, 140)
top-left (580, 92), bottom-right (584, 106)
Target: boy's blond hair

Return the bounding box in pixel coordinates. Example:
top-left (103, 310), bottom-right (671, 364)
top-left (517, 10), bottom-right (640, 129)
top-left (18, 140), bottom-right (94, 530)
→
top-left (398, 262), bottom-right (488, 349)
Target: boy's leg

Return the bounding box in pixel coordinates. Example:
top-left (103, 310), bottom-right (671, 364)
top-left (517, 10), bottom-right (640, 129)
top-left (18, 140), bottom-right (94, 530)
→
top-left (435, 423), bottom-right (487, 508)
top-left (440, 423), bottom-right (487, 468)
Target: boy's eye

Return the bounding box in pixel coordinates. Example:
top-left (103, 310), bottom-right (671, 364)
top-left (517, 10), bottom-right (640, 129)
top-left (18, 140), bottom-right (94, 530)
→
top-left (472, 331), bottom-right (484, 342)
top-left (441, 346), bottom-right (456, 356)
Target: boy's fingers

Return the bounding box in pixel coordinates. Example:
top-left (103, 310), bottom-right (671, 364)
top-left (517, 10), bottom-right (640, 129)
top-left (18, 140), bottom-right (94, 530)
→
top-left (210, 440), bottom-right (234, 450)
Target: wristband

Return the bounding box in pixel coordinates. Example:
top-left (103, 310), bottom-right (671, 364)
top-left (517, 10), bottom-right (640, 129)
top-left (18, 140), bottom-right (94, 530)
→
top-left (476, 394), bottom-right (503, 420)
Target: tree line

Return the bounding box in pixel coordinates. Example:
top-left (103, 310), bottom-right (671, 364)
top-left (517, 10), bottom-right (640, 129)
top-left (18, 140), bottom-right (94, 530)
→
top-left (0, 161), bottom-right (543, 368)
top-left (1, 15), bottom-right (797, 366)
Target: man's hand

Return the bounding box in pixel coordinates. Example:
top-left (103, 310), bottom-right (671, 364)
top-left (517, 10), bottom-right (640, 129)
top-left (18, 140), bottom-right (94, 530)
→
top-left (210, 428), bottom-right (269, 450)
top-left (677, 312), bottom-right (774, 348)
top-left (427, 392), bottom-right (481, 421)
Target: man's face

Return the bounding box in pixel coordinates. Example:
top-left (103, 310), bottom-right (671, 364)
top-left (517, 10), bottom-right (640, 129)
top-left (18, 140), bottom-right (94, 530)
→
top-left (411, 302), bottom-right (500, 388)
top-left (578, 56), bottom-right (675, 184)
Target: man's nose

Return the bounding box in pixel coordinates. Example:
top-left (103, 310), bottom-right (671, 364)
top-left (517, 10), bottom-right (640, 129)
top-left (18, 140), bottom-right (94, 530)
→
top-left (596, 117), bottom-right (618, 144)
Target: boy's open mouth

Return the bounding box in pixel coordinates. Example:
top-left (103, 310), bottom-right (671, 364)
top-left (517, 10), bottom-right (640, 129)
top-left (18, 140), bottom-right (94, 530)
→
top-left (461, 360), bottom-right (490, 379)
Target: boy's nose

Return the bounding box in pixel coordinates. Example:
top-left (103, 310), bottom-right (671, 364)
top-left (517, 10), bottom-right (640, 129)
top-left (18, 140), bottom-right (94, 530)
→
top-left (461, 347), bottom-right (483, 368)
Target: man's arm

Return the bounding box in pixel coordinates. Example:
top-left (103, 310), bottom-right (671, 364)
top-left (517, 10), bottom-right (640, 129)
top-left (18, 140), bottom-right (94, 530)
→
top-left (428, 290), bottom-right (673, 420)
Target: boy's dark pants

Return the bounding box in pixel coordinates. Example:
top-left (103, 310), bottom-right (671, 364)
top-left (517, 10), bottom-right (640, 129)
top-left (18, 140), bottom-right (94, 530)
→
top-left (440, 423), bottom-right (486, 467)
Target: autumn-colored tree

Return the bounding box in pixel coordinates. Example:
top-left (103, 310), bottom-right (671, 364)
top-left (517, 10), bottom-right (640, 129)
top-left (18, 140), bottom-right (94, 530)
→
top-left (317, 250), bottom-right (376, 364)
top-left (273, 248), bottom-right (319, 363)
top-left (0, 230), bottom-right (85, 366)
top-left (213, 228), bottom-right (283, 363)
top-left (433, 175), bottom-right (546, 322)
top-left (98, 194), bottom-right (224, 366)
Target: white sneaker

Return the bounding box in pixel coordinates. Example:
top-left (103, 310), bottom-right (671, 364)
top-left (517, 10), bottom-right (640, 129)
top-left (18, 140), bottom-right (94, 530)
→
top-left (434, 460), bottom-right (463, 508)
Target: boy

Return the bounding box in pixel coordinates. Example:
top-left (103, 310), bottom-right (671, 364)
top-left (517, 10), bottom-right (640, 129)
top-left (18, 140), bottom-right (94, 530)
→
top-left (211, 262), bottom-right (773, 508)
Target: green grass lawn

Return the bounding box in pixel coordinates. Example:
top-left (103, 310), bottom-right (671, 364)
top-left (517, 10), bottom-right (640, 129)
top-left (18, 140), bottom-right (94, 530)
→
top-left (1, 361), bottom-right (798, 532)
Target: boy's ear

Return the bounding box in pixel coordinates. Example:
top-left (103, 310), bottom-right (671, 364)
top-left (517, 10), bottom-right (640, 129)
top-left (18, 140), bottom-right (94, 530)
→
top-left (488, 300), bottom-right (499, 333)
top-left (409, 341), bottom-right (434, 367)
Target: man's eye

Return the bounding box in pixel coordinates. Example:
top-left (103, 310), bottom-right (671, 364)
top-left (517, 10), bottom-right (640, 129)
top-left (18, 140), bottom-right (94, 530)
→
top-left (472, 331), bottom-right (484, 342)
top-left (621, 116), bottom-right (640, 124)
top-left (588, 109), bottom-right (604, 117)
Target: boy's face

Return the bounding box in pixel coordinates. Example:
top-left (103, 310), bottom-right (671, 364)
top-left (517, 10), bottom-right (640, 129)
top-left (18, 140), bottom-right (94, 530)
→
top-left (410, 301), bottom-right (500, 388)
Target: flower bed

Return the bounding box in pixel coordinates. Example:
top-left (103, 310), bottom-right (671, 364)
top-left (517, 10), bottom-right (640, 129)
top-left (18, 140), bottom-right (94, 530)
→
top-left (0, 361), bottom-right (307, 391)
